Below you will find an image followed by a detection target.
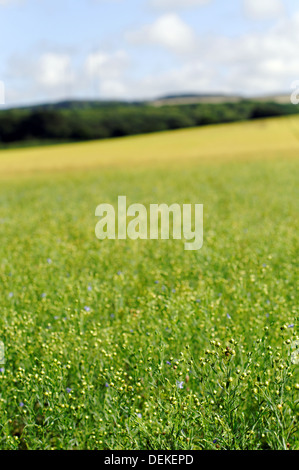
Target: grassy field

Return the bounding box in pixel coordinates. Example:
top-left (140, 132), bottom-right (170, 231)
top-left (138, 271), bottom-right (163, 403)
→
top-left (0, 116), bottom-right (298, 450)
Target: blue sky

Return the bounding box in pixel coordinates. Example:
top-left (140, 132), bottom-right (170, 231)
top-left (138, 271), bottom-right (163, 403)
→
top-left (1, 0), bottom-right (299, 106)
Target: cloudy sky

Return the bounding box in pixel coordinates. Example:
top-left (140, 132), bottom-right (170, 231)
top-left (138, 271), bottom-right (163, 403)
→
top-left (0, 0), bottom-right (299, 106)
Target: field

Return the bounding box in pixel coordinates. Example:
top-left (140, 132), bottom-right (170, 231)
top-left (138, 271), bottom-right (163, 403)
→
top-left (0, 116), bottom-right (298, 450)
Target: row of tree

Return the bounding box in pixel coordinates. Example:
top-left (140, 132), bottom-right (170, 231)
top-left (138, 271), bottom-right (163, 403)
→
top-left (0, 100), bottom-right (297, 147)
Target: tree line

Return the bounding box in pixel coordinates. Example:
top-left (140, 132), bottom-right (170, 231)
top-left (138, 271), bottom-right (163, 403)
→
top-left (0, 100), bottom-right (297, 147)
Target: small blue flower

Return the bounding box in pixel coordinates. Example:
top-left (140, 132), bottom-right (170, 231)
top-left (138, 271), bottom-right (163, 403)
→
top-left (213, 439), bottom-right (218, 444)
top-left (87, 285), bottom-right (92, 291)
top-left (227, 313), bottom-right (231, 320)
top-left (137, 413), bottom-right (142, 419)
top-left (0, 368), bottom-right (4, 373)
top-left (166, 361), bottom-right (171, 366)
top-left (84, 306), bottom-right (90, 312)
top-left (19, 402), bottom-right (24, 407)
top-left (176, 381), bottom-right (184, 389)
top-left (288, 324), bottom-right (295, 328)
top-left (66, 388), bottom-right (72, 393)
top-left (41, 293), bottom-right (46, 298)
top-left (47, 258), bottom-right (52, 264)
top-left (9, 292), bottom-right (13, 298)
top-left (105, 383), bottom-right (109, 388)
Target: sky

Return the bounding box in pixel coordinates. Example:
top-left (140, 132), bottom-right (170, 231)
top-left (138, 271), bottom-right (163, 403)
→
top-left (0, 0), bottom-right (299, 106)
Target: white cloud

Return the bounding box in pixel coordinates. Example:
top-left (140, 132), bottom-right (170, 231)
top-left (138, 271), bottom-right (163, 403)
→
top-left (38, 53), bottom-right (73, 87)
top-left (201, 13), bottom-right (299, 95)
top-left (121, 12), bottom-right (299, 99)
top-left (100, 79), bottom-right (127, 98)
top-left (126, 63), bottom-right (217, 100)
top-left (0, 0), bottom-right (23, 5)
top-left (150, 0), bottom-right (211, 9)
top-left (127, 13), bottom-right (197, 55)
top-left (3, 51), bottom-right (77, 105)
top-left (243, 0), bottom-right (284, 20)
top-left (85, 50), bottom-right (129, 80)
top-left (84, 50), bottom-right (130, 99)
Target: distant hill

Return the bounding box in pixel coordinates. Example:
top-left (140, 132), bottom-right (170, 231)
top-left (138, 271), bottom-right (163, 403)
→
top-left (150, 93), bottom-right (242, 106)
top-left (2, 93), bottom-right (291, 112)
top-left (8, 99), bottom-right (142, 111)
top-left (150, 93), bottom-right (291, 107)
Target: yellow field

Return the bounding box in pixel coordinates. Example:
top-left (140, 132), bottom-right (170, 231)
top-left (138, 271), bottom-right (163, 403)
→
top-left (1, 115), bottom-right (299, 177)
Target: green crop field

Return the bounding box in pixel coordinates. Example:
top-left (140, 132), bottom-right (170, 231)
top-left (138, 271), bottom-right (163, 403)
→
top-left (0, 116), bottom-right (298, 450)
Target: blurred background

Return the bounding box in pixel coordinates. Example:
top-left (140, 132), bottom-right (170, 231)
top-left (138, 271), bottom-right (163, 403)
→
top-left (1, 0), bottom-right (299, 148)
